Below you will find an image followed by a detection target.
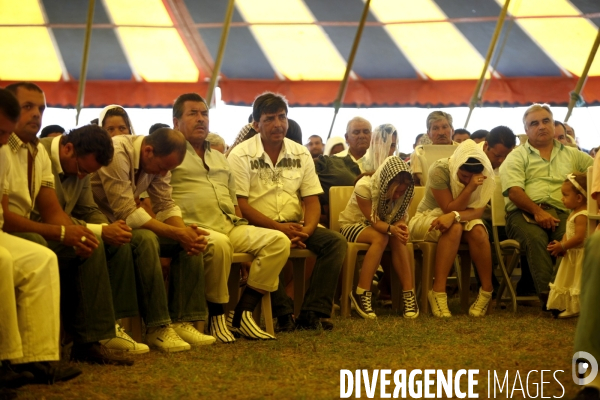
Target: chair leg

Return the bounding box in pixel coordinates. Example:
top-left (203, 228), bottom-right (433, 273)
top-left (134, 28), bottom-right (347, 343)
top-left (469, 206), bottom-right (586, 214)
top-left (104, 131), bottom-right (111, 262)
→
top-left (291, 258), bottom-right (306, 317)
top-left (262, 293), bottom-right (275, 336)
top-left (340, 254), bottom-right (357, 318)
top-left (459, 252), bottom-right (472, 313)
top-left (418, 244), bottom-right (436, 315)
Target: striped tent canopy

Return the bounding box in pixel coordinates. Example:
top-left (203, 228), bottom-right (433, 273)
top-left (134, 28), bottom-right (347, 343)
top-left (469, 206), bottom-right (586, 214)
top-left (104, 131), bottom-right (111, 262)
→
top-left (1, 0), bottom-right (599, 108)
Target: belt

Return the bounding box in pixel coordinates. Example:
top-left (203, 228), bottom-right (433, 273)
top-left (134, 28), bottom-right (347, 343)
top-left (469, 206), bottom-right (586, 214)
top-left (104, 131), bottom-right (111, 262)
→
top-left (538, 203), bottom-right (554, 210)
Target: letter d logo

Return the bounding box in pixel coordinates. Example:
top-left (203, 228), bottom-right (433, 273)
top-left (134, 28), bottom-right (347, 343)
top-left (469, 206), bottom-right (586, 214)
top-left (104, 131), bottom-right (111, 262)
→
top-left (573, 351), bottom-right (598, 385)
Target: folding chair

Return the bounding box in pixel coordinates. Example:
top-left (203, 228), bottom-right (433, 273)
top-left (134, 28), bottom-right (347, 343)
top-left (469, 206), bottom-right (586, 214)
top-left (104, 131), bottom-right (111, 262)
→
top-left (329, 186), bottom-right (415, 318)
top-left (414, 145), bottom-right (456, 186)
top-left (490, 183), bottom-right (522, 313)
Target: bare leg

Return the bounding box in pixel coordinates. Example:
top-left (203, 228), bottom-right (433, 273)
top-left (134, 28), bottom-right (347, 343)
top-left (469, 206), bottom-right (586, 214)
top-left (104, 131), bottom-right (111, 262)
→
top-left (463, 225), bottom-right (493, 292)
top-left (432, 223), bottom-right (463, 292)
top-left (389, 236), bottom-right (413, 291)
top-left (355, 227), bottom-right (389, 290)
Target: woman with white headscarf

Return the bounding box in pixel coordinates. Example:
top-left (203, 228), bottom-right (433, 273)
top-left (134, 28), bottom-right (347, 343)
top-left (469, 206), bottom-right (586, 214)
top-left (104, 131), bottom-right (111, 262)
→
top-left (363, 123), bottom-right (397, 172)
top-left (323, 136), bottom-right (347, 156)
top-left (98, 105), bottom-right (136, 137)
top-left (338, 156), bottom-right (417, 320)
top-left (408, 139), bottom-right (495, 318)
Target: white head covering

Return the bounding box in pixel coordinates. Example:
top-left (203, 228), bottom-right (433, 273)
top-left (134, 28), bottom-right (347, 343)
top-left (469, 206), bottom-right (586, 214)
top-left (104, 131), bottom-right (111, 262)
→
top-left (98, 104), bottom-right (136, 135)
top-left (448, 139), bottom-right (495, 209)
top-left (363, 123), bottom-right (397, 173)
top-left (323, 136), bottom-right (347, 156)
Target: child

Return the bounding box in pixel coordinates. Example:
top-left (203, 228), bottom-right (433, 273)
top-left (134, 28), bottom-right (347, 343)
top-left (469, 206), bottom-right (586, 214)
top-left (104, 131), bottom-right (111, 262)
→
top-left (547, 172), bottom-right (588, 318)
top-left (338, 156), bottom-right (418, 319)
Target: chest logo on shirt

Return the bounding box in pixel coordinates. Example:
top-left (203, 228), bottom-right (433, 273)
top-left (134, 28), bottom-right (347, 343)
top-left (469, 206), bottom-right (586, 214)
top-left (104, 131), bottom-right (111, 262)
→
top-left (249, 156), bottom-right (301, 185)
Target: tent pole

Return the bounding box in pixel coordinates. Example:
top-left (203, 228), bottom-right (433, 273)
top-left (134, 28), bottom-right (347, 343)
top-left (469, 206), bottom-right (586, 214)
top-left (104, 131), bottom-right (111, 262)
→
top-left (327, 0), bottom-right (371, 140)
top-left (464, 0), bottom-right (510, 129)
top-left (565, 27), bottom-right (600, 123)
top-left (75, 0), bottom-right (95, 125)
top-left (206, 0), bottom-right (235, 107)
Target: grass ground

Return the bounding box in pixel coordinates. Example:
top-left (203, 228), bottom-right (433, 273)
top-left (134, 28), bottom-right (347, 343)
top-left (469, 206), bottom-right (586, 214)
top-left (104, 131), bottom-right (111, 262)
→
top-left (16, 298), bottom-right (580, 400)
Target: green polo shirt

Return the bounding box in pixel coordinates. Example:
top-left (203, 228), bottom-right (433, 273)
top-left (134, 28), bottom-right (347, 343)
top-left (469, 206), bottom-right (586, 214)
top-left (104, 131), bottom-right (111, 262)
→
top-left (499, 140), bottom-right (593, 212)
top-left (170, 141), bottom-right (247, 234)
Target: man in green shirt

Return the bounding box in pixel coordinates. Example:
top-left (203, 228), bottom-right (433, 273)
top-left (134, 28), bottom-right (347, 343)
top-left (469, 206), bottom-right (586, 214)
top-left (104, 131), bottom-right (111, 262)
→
top-left (500, 104), bottom-right (593, 304)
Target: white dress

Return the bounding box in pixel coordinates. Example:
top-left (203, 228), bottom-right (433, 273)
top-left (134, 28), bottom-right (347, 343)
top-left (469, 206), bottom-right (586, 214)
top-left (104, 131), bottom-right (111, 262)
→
top-left (547, 210), bottom-right (588, 314)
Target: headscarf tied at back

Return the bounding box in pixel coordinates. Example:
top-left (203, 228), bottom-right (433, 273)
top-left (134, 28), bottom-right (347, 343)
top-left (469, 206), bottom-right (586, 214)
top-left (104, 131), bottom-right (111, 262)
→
top-left (363, 124), bottom-right (397, 172)
top-left (323, 136), bottom-right (347, 156)
top-left (447, 139), bottom-right (495, 209)
top-left (370, 156), bottom-right (414, 225)
top-left (98, 105), bottom-right (136, 135)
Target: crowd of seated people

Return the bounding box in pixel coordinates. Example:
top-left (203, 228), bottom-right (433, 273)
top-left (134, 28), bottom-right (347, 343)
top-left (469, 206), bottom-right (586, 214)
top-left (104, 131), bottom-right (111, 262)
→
top-left (1, 81), bottom-right (600, 399)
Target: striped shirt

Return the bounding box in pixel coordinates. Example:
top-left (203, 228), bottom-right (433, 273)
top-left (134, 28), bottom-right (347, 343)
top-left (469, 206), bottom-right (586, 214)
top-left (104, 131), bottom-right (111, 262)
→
top-left (2, 133), bottom-right (55, 219)
top-left (91, 135), bottom-right (181, 228)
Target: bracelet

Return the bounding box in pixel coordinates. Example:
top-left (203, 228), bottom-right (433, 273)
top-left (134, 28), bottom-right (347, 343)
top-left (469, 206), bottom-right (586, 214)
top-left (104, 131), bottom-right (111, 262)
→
top-left (60, 225), bottom-right (65, 242)
top-left (387, 224), bottom-right (392, 236)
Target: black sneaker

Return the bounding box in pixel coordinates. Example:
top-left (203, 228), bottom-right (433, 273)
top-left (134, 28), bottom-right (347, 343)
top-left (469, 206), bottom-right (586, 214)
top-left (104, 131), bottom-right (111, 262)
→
top-left (295, 311), bottom-right (334, 331)
top-left (402, 290), bottom-right (419, 319)
top-left (349, 290), bottom-right (376, 319)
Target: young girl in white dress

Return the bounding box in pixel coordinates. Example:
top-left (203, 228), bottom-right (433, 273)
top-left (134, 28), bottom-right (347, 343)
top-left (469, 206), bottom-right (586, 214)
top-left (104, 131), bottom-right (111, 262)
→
top-left (547, 172), bottom-right (589, 318)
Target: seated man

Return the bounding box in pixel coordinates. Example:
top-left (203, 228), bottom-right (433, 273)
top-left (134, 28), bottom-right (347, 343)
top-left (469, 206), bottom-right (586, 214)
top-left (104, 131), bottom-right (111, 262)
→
top-left (452, 128), bottom-right (471, 144)
top-left (170, 93), bottom-right (290, 341)
top-left (2, 82), bottom-right (132, 367)
top-left (229, 92), bottom-right (347, 331)
top-left (91, 128), bottom-right (215, 350)
top-left (334, 117), bottom-right (372, 173)
top-left (35, 125), bottom-right (152, 355)
top-left (500, 104), bottom-right (593, 305)
top-left (306, 135), bottom-right (324, 159)
top-left (411, 111), bottom-right (458, 186)
top-left (0, 88), bottom-right (80, 390)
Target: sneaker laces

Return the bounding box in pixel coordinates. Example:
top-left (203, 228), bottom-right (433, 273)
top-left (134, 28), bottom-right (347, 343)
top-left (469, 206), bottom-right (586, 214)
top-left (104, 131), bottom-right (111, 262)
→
top-left (158, 325), bottom-right (184, 342)
top-left (361, 292), bottom-right (374, 313)
top-left (471, 292), bottom-right (491, 313)
top-left (115, 324), bottom-right (134, 341)
top-left (433, 293), bottom-right (450, 314)
top-left (403, 291), bottom-right (417, 312)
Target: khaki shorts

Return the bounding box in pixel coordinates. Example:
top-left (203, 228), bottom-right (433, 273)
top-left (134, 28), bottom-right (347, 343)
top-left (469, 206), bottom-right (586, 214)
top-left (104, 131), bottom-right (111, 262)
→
top-left (408, 208), bottom-right (486, 243)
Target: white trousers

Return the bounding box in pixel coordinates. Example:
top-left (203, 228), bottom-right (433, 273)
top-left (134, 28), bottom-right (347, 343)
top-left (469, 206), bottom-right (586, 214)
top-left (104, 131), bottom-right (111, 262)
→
top-left (203, 225), bottom-right (290, 301)
top-left (0, 231), bottom-right (60, 363)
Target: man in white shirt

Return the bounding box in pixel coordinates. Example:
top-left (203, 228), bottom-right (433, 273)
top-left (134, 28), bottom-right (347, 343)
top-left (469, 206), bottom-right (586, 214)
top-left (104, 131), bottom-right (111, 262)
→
top-left (229, 92), bottom-right (347, 331)
top-left (0, 88), bottom-right (81, 390)
top-left (335, 117), bottom-right (372, 173)
top-left (91, 129), bottom-right (216, 349)
top-left (2, 83), bottom-right (133, 367)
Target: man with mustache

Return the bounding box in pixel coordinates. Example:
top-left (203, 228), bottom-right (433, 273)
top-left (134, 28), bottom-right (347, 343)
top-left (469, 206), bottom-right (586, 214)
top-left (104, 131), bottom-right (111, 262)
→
top-left (1, 82), bottom-right (133, 369)
top-left (229, 92), bottom-right (347, 331)
top-left (334, 117), bottom-right (372, 173)
top-left (500, 104), bottom-right (593, 308)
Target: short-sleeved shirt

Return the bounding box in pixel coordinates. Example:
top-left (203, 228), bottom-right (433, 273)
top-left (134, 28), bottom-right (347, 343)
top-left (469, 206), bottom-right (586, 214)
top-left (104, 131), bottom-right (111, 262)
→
top-left (170, 141), bottom-right (247, 234)
top-left (338, 176), bottom-right (372, 228)
top-left (500, 140), bottom-right (593, 212)
top-left (91, 135), bottom-right (181, 228)
top-left (416, 159), bottom-right (451, 213)
top-left (0, 153), bottom-right (10, 230)
top-left (2, 133), bottom-right (55, 219)
top-left (592, 153), bottom-right (600, 200)
top-left (228, 134), bottom-right (323, 223)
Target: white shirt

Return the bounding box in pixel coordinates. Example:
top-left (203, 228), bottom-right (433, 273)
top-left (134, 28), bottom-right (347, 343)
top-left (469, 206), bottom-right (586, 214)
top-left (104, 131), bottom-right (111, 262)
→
top-left (228, 134), bottom-right (323, 223)
top-left (338, 175), bottom-right (372, 228)
top-left (0, 153), bottom-right (9, 230)
top-left (334, 149), bottom-right (366, 172)
top-left (2, 133), bottom-right (55, 219)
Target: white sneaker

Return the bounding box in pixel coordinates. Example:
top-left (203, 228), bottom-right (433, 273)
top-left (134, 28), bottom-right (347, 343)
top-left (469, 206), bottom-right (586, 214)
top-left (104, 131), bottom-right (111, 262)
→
top-left (427, 290), bottom-right (451, 318)
top-left (100, 323), bottom-right (150, 355)
top-left (210, 314), bottom-right (236, 344)
top-left (172, 322), bottom-right (216, 346)
top-left (558, 310), bottom-right (579, 319)
top-left (228, 311), bottom-right (275, 340)
top-left (469, 288), bottom-right (493, 317)
top-left (145, 325), bottom-right (191, 353)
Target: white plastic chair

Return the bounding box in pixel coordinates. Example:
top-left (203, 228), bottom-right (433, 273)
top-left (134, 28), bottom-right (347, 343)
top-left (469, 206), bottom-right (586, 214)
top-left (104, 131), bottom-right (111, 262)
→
top-left (414, 145), bottom-right (456, 186)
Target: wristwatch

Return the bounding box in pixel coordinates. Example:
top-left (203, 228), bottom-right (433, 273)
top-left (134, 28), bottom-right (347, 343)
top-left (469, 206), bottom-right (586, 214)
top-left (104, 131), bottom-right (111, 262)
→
top-left (452, 211), bottom-right (461, 223)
